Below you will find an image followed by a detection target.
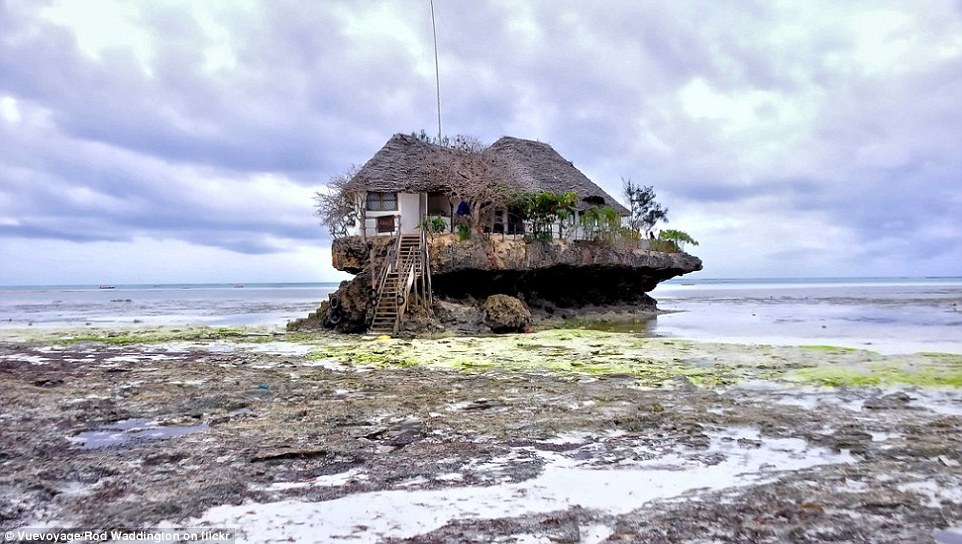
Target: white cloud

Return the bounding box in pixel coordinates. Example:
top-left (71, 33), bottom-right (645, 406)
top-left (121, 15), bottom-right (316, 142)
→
top-left (1, 0), bottom-right (961, 284)
top-left (0, 96), bottom-right (21, 123)
top-left (39, 0), bottom-right (156, 70)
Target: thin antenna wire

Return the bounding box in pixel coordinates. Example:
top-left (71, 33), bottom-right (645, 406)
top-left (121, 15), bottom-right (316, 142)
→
top-left (430, 0), bottom-right (441, 141)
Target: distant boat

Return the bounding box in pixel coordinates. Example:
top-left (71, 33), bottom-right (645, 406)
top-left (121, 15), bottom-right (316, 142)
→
top-left (99, 285), bottom-right (115, 289)
top-left (234, 284), bottom-right (245, 288)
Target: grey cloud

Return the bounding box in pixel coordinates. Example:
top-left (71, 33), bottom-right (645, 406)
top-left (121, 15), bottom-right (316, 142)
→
top-left (0, 1), bottom-right (430, 176)
top-left (1, 0), bottom-right (960, 278)
top-left (0, 224), bottom-right (130, 244)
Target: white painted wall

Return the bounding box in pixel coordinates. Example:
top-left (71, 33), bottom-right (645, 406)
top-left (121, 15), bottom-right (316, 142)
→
top-left (352, 192), bottom-right (422, 237)
top-left (399, 192), bottom-right (420, 234)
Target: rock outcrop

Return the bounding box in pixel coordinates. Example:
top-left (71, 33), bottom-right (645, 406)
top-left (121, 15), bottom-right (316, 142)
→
top-left (287, 269), bottom-right (373, 334)
top-left (426, 235), bottom-right (700, 308)
top-left (289, 233), bottom-right (702, 334)
top-left (482, 295), bottom-right (532, 333)
top-left (330, 236), bottom-right (371, 274)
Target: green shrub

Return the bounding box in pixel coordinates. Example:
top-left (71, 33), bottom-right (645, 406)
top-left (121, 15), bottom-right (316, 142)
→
top-left (420, 216), bottom-right (447, 234)
top-left (579, 206), bottom-right (620, 242)
top-left (649, 239), bottom-right (679, 252)
top-left (657, 229), bottom-right (699, 250)
top-left (510, 191), bottom-right (577, 241)
top-left (455, 221), bottom-right (472, 241)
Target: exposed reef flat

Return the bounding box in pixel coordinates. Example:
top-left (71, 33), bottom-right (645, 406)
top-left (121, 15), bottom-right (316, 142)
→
top-left (1, 326), bottom-right (961, 542)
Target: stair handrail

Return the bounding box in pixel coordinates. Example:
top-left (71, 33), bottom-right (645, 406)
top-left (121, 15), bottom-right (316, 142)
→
top-left (393, 248), bottom-right (419, 334)
top-left (374, 218), bottom-right (403, 298)
top-left (421, 227), bottom-right (433, 307)
top-left (370, 217), bottom-right (404, 329)
top-left (374, 241), bottom-right (396, 302)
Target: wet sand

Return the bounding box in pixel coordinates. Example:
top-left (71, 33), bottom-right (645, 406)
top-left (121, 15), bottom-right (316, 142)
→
top-left (1, 326), bottom-right (961, 543)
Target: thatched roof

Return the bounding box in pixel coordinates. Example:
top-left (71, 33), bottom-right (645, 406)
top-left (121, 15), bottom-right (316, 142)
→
top-left (488, 137), bottom-right (629, 214)
top-left (343, 133), bottom-right (443, 193)
top-left (345, 133), bottom-right (629, 215)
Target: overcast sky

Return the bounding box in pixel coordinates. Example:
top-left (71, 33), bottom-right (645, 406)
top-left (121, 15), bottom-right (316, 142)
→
top-left (2, 0), bottom-right (961, 285)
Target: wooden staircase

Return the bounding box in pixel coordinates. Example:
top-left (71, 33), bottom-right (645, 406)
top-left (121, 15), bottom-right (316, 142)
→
top-left (368, 232), bottom-right (431, 335)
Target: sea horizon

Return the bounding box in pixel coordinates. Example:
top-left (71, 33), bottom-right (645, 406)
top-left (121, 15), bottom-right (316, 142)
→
top-left (3, 277), bottom-right (960, 355)
top-left (2, 275), bottom-right (961, 291)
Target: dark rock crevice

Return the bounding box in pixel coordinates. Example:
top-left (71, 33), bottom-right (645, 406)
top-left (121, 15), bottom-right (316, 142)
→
top-left (431, 266), bottom-right (663, 309)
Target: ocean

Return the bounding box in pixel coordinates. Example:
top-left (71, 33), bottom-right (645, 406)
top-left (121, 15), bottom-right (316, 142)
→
top-left (0, 282), bottom-right (340, 329)
top-left (2, 278), bottom-right (960, 354)
top-left (651, 277), bottom-right (962, 354)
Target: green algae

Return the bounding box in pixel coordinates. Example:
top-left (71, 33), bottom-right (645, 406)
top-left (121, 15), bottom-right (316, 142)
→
top-left (800, 345), bottom-right (861, 353)
top-left (64, 334), bottom-right (142, 345)
top-left (543, 316), bottom-right (656, 335)
top-left (791, 363), bottom-right (962, 387)
top-left (920, 352), bottom-right (962, 365)
top-left (298, 330), bottom-right (790, 387)
top-left (13, 326), bottom-right (284, 346)
top-left (306, 341), bottom-right (420, 368)
top-left (297, 329), bottom-right (962, 389)
top-left (10, 322), bottom-right (961, 389)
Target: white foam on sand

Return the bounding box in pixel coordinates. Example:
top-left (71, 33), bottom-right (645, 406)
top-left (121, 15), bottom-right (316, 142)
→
top-left (245, 342), bottom-right (318, 356)
top-left (257, 468), bottom-right (367, 492)
top-left (897, 480), bottom-right (962, 508)
top-left (4, 353), bottom-right (50, 365)
top-left (192, 428), bottom-right (853, 543)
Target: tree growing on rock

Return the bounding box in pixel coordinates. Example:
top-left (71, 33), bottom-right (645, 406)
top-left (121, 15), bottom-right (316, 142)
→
top-left (416, 132), bottom-right (514, 236)
top-left (314, 166), bottom-right (360, 239)
top-left (623, 178), bottom-right (668, 236)
top-left (658, 229), bottom-right (699, 251)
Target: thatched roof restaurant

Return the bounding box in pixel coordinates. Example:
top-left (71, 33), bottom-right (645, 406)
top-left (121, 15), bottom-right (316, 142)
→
top-left (345, 133), bottom-right (628, 214)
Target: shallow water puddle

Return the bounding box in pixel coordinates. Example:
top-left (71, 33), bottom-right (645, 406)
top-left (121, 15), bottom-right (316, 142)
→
top-left (4, 353), bottom-right (51, 364)
top-left (724, 382), bottom-right (962, 415)
top-left (935, 527), bottom-right (962, 544)
top-left (920, 390), bottom-right (962, 417)
top-left (69, 418), bottom-right (208, 449)
top-left (194, 428), bottom-right (853, 543)
top-left (245, 342), bottom-right (318, 356)
top-left (103, 352), bottom-right (180, 363)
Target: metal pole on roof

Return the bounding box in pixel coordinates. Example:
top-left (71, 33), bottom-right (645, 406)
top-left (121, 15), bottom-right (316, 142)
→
top-left (430, 0), bottom-right (442, 141)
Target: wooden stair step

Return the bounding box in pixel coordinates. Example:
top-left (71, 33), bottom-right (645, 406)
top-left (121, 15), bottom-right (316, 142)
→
top-left (371, 236), bottom-right (426, 334)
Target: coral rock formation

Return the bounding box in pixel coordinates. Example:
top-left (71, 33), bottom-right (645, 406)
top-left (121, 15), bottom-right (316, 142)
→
top-left (289, 233), bottom-right (702, 334)
top-left (482, 294), bottom-right (532, 333)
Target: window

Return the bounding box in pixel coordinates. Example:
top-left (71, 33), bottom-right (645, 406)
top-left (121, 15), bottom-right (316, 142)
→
top-left (427, 192), bottom-right (452, 216)
top-left (582, 195), bottom-right (606, 206)
top-left (366, 192), bottom-right (398, 211)
top-left (376, 215), bottom-right (396, 233)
